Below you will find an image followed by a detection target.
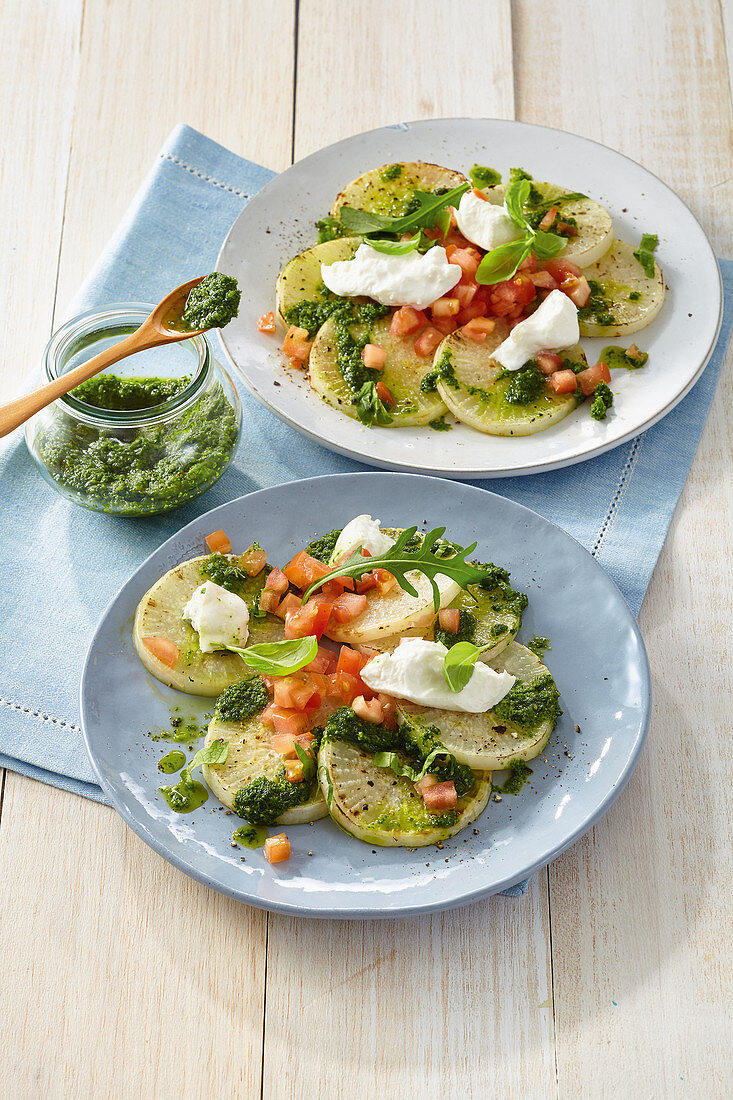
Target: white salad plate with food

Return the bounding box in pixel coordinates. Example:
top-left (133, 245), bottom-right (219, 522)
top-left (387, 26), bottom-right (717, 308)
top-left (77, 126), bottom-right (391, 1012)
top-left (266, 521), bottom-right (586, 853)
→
top-left (216, 117), bottom-right (722, 478)
top-left (81, 472), bottom-right (650, 917)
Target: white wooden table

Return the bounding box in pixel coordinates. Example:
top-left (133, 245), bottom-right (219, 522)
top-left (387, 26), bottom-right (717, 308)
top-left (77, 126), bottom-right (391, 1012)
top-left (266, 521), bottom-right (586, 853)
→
top-left (1, 3), bottom-right (731, 1096)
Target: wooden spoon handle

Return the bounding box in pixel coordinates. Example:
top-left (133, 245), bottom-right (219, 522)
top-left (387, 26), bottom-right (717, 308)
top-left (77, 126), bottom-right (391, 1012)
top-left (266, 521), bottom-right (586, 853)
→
top-left (0, 324), bottom-right (165, 438)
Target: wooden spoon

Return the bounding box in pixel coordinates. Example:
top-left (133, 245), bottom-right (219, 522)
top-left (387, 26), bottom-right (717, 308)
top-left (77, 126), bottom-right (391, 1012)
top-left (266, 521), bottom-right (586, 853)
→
top-left (0, 277), bottom-right (207, 438)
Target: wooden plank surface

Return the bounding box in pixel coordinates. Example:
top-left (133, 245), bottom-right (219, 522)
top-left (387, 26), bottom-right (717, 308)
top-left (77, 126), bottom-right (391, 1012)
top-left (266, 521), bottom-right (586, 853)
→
top-left (1, 0), bottom-right (732, 1097)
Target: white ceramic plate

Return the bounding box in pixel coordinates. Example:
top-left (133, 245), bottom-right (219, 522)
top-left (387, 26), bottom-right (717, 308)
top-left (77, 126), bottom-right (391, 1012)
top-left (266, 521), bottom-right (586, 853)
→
top-left (217, 118), bottom-right (722, 478)
top-left (81, 473), bottom-right (650, 918)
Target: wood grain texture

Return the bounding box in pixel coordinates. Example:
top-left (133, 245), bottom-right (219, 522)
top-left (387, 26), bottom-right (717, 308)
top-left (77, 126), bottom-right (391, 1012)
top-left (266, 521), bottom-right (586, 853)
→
top-left (514, 0), bottom-right (733, 1094)
top-left (294, 0), bottom-right (514, 159)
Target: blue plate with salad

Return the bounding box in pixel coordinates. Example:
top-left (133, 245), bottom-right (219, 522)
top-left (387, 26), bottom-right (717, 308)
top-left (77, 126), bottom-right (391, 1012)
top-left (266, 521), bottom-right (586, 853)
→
top-left (81, 472), bottom-right (650, 917)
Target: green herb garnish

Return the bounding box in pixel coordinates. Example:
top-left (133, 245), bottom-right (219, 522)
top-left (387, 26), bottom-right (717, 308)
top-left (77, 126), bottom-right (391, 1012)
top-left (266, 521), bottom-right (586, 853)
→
top-left (338, 182), bottom-right (469, 238)
top-left (302, 525), bottom-right (494, 611)
top-left (159, 739), bottom-right (228, 810)
top-left (476, 176), bottom-right (567, 285)
top-left (442, 640), bottom-right (498, 693)
top-left (355, 380), bottom-right (394, 426)
top-left (223, 636), bottom-right (318, 675)
top-left (633, 233), bottom-right (659, 278)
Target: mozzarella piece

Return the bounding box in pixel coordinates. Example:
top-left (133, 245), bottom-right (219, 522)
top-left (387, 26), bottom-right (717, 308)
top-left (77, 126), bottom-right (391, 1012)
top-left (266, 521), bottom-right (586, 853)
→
top-left (182, 581), bottom-right (250, 653)
top-left (331, 515), bottom-right (395, 562)
top-left (492, 289), bottom-right (580, 371)
top-left (453, 191), bottom-right (521, 251)
top-left (360, 637), bottom-right (515, 714)
top-left (321, 243), bottom-right (460, 310)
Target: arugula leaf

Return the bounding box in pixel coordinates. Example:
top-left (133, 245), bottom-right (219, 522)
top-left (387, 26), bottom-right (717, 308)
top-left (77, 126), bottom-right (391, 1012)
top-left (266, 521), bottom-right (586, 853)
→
top-left (633, 233), bottom-right (659, 278)
top-left (469, 164), bottom-right (501, 188)
top-left (294, 741), bottom-right (316, 783)
top-left (302, 525), bottom-right (496, 611)
top-left (443, 640), bottom-right (497, 693)
top-left (372, 746), bottom-right (446, 784)
top-left (355, 380), bottom-right (394, 427)
top-left (531, 190), bottom-right (587, 213)
top-left (476, 237), bottom-right (532, 284)
top-left (224, 636), bottom-right (318, 675)
top-left (338, 182), bottom-right (469, 237)
top-left (365, 235), bottom-right (420, 256)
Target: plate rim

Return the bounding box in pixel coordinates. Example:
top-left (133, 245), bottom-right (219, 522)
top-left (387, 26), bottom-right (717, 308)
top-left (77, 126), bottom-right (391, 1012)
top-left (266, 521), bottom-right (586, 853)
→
top-left (80, 470), bottom-right (652, 917)
top-left (216, 115), bottom-right (723, 479)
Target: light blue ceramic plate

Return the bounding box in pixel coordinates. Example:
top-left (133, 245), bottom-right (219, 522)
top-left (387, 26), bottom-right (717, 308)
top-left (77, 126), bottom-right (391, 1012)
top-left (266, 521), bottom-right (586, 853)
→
top-left (81, 473), bottom-right (650, 918)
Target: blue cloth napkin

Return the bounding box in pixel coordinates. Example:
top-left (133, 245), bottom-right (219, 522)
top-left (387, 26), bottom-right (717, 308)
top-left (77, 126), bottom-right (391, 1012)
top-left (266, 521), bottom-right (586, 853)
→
top-left (1, 125), bottom-right (730, 901)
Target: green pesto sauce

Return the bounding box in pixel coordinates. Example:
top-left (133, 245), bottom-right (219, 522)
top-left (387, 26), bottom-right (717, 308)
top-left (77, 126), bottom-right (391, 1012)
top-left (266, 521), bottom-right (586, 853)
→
top-left (306, 528), bottom-right (342, 563)
top-left (157, 750), bottom-right (186, 774)
top-left (469, 164), bottom-right (501, 188)
top-left (578, 279), bottom-right (618, 327)
top-left (181, 272), bottom-right (241, 330)
top-left (369, 802), bottom-right (459, 834)
top-left (322, 707), bottom-right (399, 755)
top-left (233, 773), bottom-right (315, 825)
top-left (494, 674), bottom-right (561, 732)
top-left (473, 561), bottom-right (529, 619)
top-left (527, 636), bottom-right (551, 659)
top-left (501, 364), bottom-right (544, 405)
top-left (380, 164), bottom-right (403, 181)
top-left (72, 374), bottom-right (189, 410)
top-left (160, 779), bottom-right (208, 813)
top-left (600, 344), bottom-right (649, 370)
top-left (435, 608), bottom-right (476, 649)
top-left (232, 824), bottom-right (269, 849)
top-left (421, 348), bottom-right (458, 393)
top-left (149, 711), bottom-right (205, 744)
top-left (37, 381), bottom-right (238, 516)
top-left (590, 382), bottom-right (614, 420)
top-left (429, 415), bottom-right (452, 431)
top-left (215, 676), bottom-right (271, 724)
top-left (494, 759), bottom-right (533, 795)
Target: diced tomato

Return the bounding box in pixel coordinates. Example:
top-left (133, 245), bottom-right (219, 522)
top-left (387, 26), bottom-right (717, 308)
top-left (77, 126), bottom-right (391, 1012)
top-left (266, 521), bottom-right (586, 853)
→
top-left (257, 311), bottom-right (276, 334)
top-left (336, 646), bottom-right (369, 677)
top-left (264, 567), bottom-right (289, 595)
top-left (283, 325), bottom-right (312, 363)
top-left (390, 306), bottom-right (426, 336)
top-left (471, 186), bottom-right (488, 201)
top-left (303, 646), bottom-right (338, 675)
top-left (544, 258), bottom-right (582, 282)
top-left (488, 274), bottom-right (536, 317)
top-left (457, 300), bottom-right (489, 326)
top-left (433, 316), bottom-right (458, 336)
top-left (415, 773), bottom-right (440, 795)
top-left (142, 636), bottom-right (178, 668)
top-left (453, 283), bottom-right (478, 310)
top-left (377, 693), bottom-right (398, 730)
top-left (352, 695), bottom-right (384, 724)
top-left (285, 596), bottom-right (333, 640)
top-left (518, 254), bottom-right (538, 273)
top-left (259, 589), bottom-right (282, 614)
top-left (577, 360), bottom-right (612, 396)
top-left (560, 274), bottom-right (591, 308)
top-left (284, 759), bottom-right (304, 783)
top-left (538, 205), bottom-right (560, 231)
top-left (356, 572), bottom-right (379, 595)
top-left (461, 316), bottom-right (495, 343)
top-left (422, 780), bottom-right (458, 812)
top-left (325, 671), bottom-right (361, 704)
top-left (205, 529), bottom-right (231, 554)
top-left (536, 351), bottom-right (564, 375)
top-left (362, 343), bottom-right (386, 370)
top-left (282, 551), bottom-right (332, 591)
top-left (414, 327), bottom-right (444, 358)
top-left (529, 270), bottom-right (558, 290)
top-left (274, 592), bottom-right (302, 620)
top-left (331, 593), bottom-right (368, 625)
top-left (438, 608), bottom-right (460, 633)
top-left (264, 834), bottom-right (290, 863)
top-left (431, 297), bottom-right (460, 318)
top-left (375, 381), bottom-right (395, 407)
top-left (239, 548), bottom-right (267, 576)
top-left (447, 246), bottom-right (481, 282)
top-left (270, 732), bottom-right (299, 757)
top-left (546, 369), bottom-right (578, 394)
top-left (374, 569), bottom-right (397, 595)
top-left (262, 705), bottom-right (310, 737)
top-left (273, 674), bottom-right (317, 710)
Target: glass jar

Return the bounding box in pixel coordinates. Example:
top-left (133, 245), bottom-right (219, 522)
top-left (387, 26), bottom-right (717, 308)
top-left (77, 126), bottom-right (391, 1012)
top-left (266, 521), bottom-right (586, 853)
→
top-left (25, 304), bottom-right (241, 517)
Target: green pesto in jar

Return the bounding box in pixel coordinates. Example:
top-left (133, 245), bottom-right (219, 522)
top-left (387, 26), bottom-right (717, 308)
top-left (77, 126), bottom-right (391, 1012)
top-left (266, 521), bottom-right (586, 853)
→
top-left (36, 378), bottom-right (238, 516)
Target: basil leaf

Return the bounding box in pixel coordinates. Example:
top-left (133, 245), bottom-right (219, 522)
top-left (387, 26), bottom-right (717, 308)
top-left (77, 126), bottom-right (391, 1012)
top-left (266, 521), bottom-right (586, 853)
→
top-left (531, 229), bottom-right (568, 259)
top-left (504, 177), bottom-right (531, 228)
top-left (355, 380), bottom-right (394, 427)
top-left (475, 237), bottom-right (532, 285)
top-left (443, 640), bottom-right (497, 693)
top-left (180, 738), bottom-right (229, 787)
top-left (224, 636), bottom-right (318, 675)
top-left (294, 741), bottom-right (316, 783)
top-left (469, 164), bottom-right (502, 188)
top-left (372, 746), bottom-right (446, 783)
top-left (365, 235), bottom-right (420, 256)
top-left (633, 233), bottom-right (658, 278)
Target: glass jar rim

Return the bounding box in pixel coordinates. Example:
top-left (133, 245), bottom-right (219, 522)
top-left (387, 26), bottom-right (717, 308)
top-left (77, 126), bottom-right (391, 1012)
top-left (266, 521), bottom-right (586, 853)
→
top-left (43, 303), bottom-right (213, 427)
